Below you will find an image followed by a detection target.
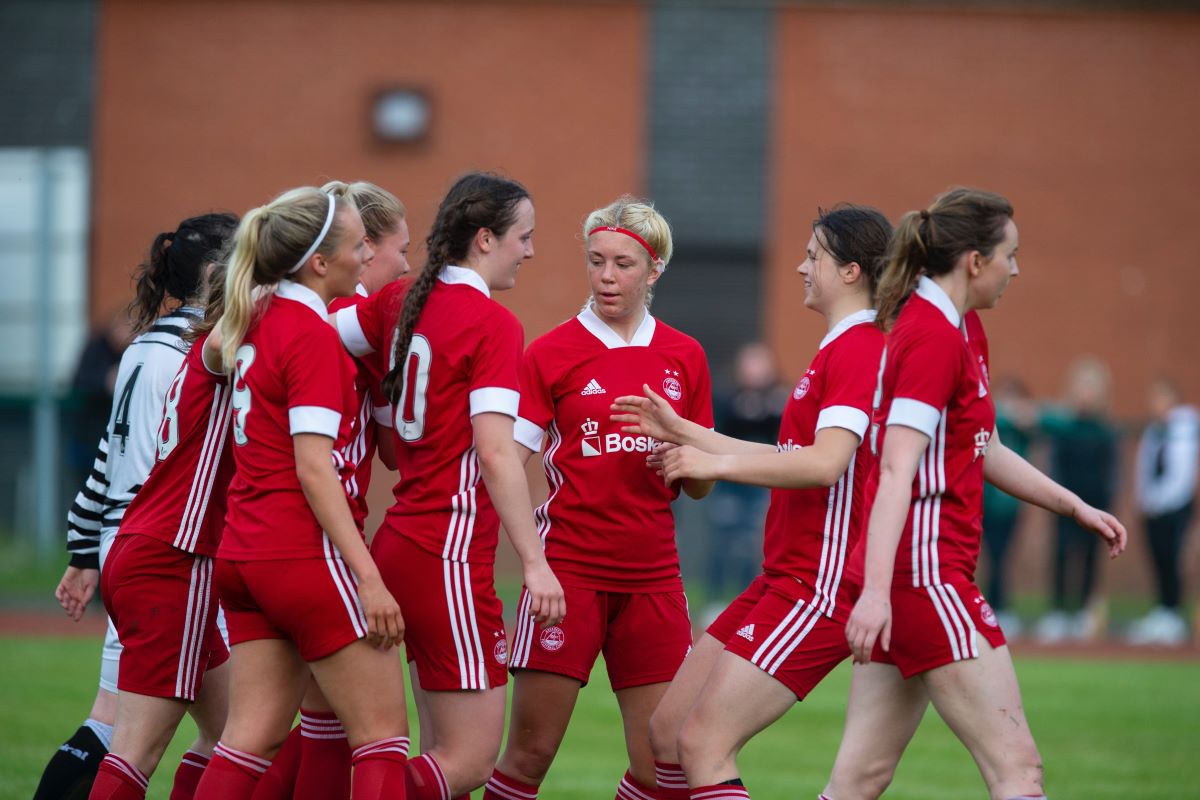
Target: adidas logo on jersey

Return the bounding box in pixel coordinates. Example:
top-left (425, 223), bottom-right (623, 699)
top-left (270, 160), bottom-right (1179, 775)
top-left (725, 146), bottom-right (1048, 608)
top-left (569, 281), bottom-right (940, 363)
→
top-left (736, 624), bottom-right (755, 642)
top-left (580, 379), bottom-right (606, 396)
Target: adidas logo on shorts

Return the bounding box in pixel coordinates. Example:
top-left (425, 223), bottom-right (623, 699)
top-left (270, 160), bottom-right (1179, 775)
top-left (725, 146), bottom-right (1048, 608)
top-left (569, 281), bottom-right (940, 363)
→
top-left (736, 624), bottom-right (755, 642)
top-left (580, 379), bottom-right (606, 396)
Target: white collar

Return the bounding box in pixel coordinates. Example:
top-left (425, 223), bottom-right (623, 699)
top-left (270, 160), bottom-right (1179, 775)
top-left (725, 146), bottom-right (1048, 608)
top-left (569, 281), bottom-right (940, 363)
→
top-left (438, 265), bottom-right (490, 297)
top-left (819, 308), bottom-right (877, 350)
top-left (916, 275), bottom-right (962, 328)
top-left (355, 283), bottom-right (368, 298)
top-left (276, 280), bottom-right (328, 319)
top-left (577, 303), bottom-right (656, 349)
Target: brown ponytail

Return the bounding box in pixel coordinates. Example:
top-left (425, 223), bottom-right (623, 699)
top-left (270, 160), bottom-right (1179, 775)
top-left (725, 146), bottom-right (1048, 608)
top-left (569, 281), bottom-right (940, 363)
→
top-left (875, 188), bottom-right (1013, 329)
top-left (128, 213), bottom-right (238, 333)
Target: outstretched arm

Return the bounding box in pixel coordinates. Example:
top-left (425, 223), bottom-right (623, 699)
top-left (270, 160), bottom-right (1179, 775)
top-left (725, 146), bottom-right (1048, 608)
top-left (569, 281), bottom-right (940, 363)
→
top-left (610, 384), bottom-right (774, 455)
top-left (984, 431), bottom-right (1126, 558)
top-left (660, 426), bottom-right (860, 490)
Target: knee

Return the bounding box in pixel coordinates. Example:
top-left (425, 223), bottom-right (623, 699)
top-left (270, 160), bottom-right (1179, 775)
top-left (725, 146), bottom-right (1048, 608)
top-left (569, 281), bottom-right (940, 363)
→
top-left (828, 756), bottom-right (897, 800)
top-left (675, 714), bottom-right (713, 773)
top-left (1006, 742), bottom-right (1045, 792)
top-left (502, 735), bottom-right (560, 785)
top-left (647, 707), bottom-right (678, 761)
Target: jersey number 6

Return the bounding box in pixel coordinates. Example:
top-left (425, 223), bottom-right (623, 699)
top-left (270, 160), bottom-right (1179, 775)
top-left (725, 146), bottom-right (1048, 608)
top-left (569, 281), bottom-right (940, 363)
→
top-left (395, 334), bottom-right (431, 442)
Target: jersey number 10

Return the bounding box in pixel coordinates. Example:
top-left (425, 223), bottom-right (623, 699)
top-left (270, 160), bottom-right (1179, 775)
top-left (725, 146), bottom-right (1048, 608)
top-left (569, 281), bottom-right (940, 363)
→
top-left (395, 334), bottom-right (431, 442)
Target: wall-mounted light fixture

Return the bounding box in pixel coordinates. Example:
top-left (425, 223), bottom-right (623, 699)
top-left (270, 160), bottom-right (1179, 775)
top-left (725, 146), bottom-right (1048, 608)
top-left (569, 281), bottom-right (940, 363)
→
top-left (372, 88), bottom-right (431, 143)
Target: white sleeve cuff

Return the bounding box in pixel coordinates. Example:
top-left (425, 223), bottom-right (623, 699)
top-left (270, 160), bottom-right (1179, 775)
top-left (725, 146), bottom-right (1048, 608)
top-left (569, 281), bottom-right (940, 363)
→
top-left (887, 398), bottom-right (941, 438)
top-left (335, 306), bottom-right (373, 357)
top-left (513, 417), bottom-right (546, 452)
top-left (816, 405), bottom-right (870, 440)
top-left (469, 387), bottom-right (519, 419)
top-left (289, 405), bottom-right (341, 438)
top-left (372, 403), bottom-right (394, 428)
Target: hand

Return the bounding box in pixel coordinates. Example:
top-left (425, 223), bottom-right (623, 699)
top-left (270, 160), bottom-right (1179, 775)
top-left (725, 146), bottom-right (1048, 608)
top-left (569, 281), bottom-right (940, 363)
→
top-left (523, 558), bottom-right (566, 628)
top-left (610, 385), bottom-right (684, 443)
top-left (1073, 503), bottom-right (1128, 559)
top-left (55, 566), bottom-right (98, 622)
top-left (661, 444), bottom-right (723, 484)
top-left (845, 586), bottom-right (891, 665)
top-left (645, 441), bottom-right (677, 474)
top-left (356, 575), bottom-right (404, 650)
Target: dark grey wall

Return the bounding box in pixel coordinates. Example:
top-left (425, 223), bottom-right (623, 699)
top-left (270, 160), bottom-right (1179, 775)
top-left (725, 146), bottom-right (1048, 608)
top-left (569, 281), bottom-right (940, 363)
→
top-left (647, 4), bottom-right (772, 380)
top-left (0, 0), bottom-right (96, 147)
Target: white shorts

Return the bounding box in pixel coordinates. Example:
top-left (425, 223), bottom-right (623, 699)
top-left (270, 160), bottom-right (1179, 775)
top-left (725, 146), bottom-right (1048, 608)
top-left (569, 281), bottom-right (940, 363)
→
top-left (99, 527), bottom-right (122, 693)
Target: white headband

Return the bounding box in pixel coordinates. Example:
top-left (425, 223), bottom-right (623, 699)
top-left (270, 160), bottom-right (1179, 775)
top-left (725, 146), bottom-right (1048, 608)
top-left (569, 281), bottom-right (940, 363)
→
top-left (288, 192), bottom-right (337, 274)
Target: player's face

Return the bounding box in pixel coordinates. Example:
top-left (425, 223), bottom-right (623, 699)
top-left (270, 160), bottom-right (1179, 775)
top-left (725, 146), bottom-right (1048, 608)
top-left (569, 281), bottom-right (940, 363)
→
top-left (488, 198), bottom-right (536, 291)
top-left (326, 207), bottom-right (371, 299)
top-left (586, 230), bottom-right (660, 323)
top-left (362, 218), bottom-right (411, 294)
top-left (797, 232), bottom-right (838, 313)
top-left (972, 218), bottom-right (1019, 309)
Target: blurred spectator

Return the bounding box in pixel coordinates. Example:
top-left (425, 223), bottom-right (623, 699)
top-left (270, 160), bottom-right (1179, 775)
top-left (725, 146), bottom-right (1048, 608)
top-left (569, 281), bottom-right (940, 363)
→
top-left (64, 310), bottom-right (133, 482)
top-left (1129, 377), bottom-right (1197, 645)
top-left (702, 342), bottom-right (789, 616)
top-left (1034, 357), bottom-right (1120, 643)
top-left (982, 377), bottom-right (1037, 636)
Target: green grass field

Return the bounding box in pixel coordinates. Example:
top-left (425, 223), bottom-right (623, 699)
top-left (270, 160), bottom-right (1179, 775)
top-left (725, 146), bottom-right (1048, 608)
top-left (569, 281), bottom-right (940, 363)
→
top-left (2, 637), bottom-right (1196, 800)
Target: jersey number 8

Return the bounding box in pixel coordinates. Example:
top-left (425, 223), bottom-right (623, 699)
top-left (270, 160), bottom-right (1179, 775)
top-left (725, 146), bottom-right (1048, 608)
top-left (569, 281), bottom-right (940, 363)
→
top-left (157, 364), bottom-right (188, 461)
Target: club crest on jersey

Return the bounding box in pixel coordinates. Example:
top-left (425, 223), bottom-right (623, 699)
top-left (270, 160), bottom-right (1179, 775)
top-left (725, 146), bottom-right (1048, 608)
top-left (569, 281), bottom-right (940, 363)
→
top-left (493, 637), bottom-right (508, 665)
top-left (793, 374), bottom-right (812, 400)
top-left (662, 369), bottom-right (683, 401)
top-left (975, 595), bottom-right (998, 628)
top-left (974, 428), bottom-right (992, 461)
top-left (540, 626), bottom-right (565, 652)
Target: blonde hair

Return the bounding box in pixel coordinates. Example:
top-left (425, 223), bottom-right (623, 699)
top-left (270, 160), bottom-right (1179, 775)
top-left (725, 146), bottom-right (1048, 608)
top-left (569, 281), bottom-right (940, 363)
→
top-left (218, 186), bottom-right (356, 370)
top-left (582, 195), bottom-right (673, 307)
top-left (321, 180), bottom-right (405, 241)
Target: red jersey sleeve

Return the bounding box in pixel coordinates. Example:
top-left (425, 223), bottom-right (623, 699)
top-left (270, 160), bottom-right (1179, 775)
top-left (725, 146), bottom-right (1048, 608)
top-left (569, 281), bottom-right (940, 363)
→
top-left (515, 341), bottom-right (553, 452)
top-left (282, 328), bottom-right (349, 438)
top-left (335, 280), bottom-right (406, 358)
top-left (468, 306), bottom-right (523, 419)
top-left (817, 331), bottom-right (879, 441)
top-left (886, 326), bottom-right (963, 439)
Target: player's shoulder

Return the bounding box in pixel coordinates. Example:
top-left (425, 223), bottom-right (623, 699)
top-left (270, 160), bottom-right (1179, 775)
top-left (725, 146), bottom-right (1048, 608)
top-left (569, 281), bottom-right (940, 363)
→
top-left (649, 317), bottom-right (705, 355)
top-left (831, 318), bottom-right (885, 354)
top-left (891, 297), bottom-right (961, 349)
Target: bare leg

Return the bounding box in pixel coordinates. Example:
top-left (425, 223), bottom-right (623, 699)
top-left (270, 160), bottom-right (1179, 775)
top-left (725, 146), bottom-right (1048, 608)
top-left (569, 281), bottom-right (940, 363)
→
top-left (493, 671), bottom-right (582, 784)
top-left (647, 633), bottom-right (724, 764)
top-left (219, 640), bottom-right (309, 758)
top-left (677, 652), bottom-right (796, 787)
top-left (187, 660), bottom-right (231, 756)
top-left (822, 663), bottom-right (929, 800)
top-left (306, 640), bottom-right (409, 749)
top-left (419, 687), bottom-right (507, 795)
top-left (614, 681), bottom-right (671, 788)
top-left (921, 641), bottom-right (1044, 800)
top-left (108, 692), bottom-right (190, 776)
top-left (409, 660), bottom-right (433, 752)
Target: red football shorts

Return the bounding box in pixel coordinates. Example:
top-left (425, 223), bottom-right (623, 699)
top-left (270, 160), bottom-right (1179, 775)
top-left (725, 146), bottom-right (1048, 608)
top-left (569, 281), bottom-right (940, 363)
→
top-left (372, 532), bottom-right (507, 691)
top-left (215, 552), bottom-right (369, 662)
top-left (101, 534), bottom-right (228, 701)
top-left (708, 574), bottom-right (850, 700)
top-left (508, 583), bottom-right (692, 690)
top-left (869, 580), bottom-right (1007, 678)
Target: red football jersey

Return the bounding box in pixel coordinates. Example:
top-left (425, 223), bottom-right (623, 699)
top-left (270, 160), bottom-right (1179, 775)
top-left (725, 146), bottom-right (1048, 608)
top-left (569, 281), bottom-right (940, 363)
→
top-left (329, 285), bottom-right (400, 531)
top-left (761, 310), bottom-right (882, 622)
top-left (116, 336), bottom-right (235, 557)
top-left (220, 280), bottom-right (360, 561)
top-left (515, 306), bottom-right (714, 592)
top-left (853, 277), bottom-right (996, 588)
top-left (338, 266), bottom-right (522, 565)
